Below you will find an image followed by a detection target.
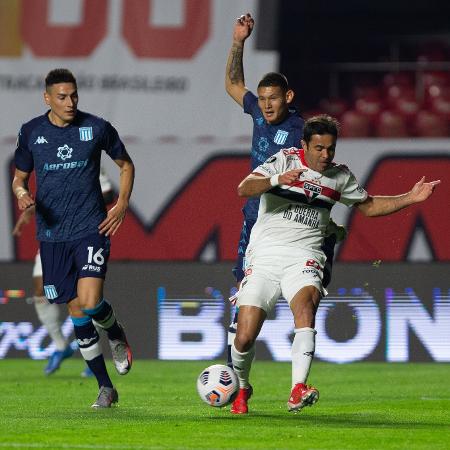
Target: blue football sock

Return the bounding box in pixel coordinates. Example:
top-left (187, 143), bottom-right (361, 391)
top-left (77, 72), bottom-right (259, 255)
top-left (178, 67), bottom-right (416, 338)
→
top-left (82, 299), bottom-right (122, 340)
top-left (71, 316), bottom-right (113, 388)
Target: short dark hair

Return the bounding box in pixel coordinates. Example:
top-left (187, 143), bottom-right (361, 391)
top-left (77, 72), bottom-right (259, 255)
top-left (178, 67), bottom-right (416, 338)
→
top-left (303, 114), bottom-right (340, 144)
top-left (45, 68), bottom-right (77, 90)
top-left (257, 72), bottom-right (289, 93)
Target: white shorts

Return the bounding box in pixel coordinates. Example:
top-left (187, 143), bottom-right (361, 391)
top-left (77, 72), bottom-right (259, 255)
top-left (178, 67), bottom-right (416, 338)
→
top-left (236, 251), bottom-right (327, 314)
top-left (32, 251), bottom-right (43, 278)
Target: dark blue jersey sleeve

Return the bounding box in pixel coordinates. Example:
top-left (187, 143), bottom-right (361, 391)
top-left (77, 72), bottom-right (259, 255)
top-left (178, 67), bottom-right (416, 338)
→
top-left (101, 121), bottom-right (127, 160)
top-left (14, 127), bottom-right (34, 173)
top-left (243, 91), bottom-right (260, 118)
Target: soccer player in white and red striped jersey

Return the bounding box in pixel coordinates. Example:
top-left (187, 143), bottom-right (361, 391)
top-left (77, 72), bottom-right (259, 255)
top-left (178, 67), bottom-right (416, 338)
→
top-left (230, 114), bottom-right (440, 414)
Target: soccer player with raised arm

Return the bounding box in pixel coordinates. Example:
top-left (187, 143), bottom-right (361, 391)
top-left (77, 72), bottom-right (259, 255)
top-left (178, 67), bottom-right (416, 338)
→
top-left (230, 115), bottom-right (440, 414)
top-left (12, 68), bottom-right (135, 408)
top-left (225, 13), bottom-right (345, 366)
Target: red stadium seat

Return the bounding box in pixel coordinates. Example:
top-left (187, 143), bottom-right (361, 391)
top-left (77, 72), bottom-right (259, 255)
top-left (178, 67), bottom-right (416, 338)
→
top-left (425, 84), bottom-right (448, 105)
top-left (374, 111), bottom-right (408, 138)
top-left (301, 109), bottom-right (325, 120)
top-left (422, 71), bottom-right (450, 89)
top-left (413, 110), bottom-right (449, 137)
top-left (392, 96), bottom-right (421, 127)
top-left (382, 72), bottom-right (414, 89)
top-left (354, 96), bottom-right (383, 121)
top-left (385, 85), bottom-right (416, 108)
top-left (318, 97), bottom-right (349, 119)
top-left (430, 97), bottom-right (450, 121)
top-left (340, 110), bottom-right (372, 137)
top-left (352, 85), bottom-right (381, 101)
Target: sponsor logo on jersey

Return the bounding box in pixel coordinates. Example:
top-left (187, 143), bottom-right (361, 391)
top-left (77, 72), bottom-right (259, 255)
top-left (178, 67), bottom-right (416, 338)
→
top-left (274, 129), bottom-right (289, 145)
top-left (43, 285), bottom-right (58, 300)
top-left (305, 259), bottom-right (321, 270)
top-left (302, 268), bottom-right (319, 277)
top-left (256, 117), bottom-right (264, 126)
top-left (303, 181), bottom-right (322, 201)
top-left (79, 127), bottom-right (93, 141)
top-left (43, 159), bottom-right (88, 171)
top-left (82, 264), bottom-right (101, 272)
top-left (34, 136), bottom-right (48, 144)
top-left (57, 144), bottom-right (73, 161)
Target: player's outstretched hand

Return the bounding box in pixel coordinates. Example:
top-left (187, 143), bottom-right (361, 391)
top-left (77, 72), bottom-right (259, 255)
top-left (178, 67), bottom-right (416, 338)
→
top-left (279, 168), bottom-right (307, 185)
top-left (233, 13), bottom-right (254, 43)
top-left (408, 176), bottom-right (441, 203)
top-left (98, 201), bottom-right (128, 236)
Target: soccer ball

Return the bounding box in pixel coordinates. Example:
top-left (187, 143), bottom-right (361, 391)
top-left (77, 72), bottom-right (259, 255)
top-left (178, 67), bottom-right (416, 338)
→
top-left (197, 364), bottom-right (239, 407)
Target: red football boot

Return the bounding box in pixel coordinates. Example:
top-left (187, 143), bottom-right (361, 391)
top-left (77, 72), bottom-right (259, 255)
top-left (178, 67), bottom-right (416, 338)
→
top-left (230, 385), bottom-right (253, 414)
top-left (287, 383), bottom-right (319, 412)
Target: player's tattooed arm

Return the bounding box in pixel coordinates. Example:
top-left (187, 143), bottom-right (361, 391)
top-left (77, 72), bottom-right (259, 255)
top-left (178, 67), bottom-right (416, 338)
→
top-left (225, 13), bottom-right (254, 106)
top-left (228, 45), bottom-right (244, 85)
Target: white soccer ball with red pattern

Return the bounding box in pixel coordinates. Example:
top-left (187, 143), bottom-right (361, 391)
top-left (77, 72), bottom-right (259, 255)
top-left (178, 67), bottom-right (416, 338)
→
top-left (197, 364), bottom-right (239, 407)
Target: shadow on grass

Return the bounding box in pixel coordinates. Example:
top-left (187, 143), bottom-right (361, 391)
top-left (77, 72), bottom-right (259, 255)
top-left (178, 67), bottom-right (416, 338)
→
top-left (203, 412), bottom-right (449, 429)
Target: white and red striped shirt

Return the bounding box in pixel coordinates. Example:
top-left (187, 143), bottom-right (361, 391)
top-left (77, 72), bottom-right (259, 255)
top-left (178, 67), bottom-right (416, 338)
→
top-left (248, 147), bottom-right (367, 258)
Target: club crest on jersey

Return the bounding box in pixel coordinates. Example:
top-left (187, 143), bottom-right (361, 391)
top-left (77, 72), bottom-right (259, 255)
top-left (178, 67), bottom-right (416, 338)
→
top-left (44, 285), bottom-right (58, 300)
top-left (79, 127), bottom-right (93, 141)
top-left (303, 181), bottom-right (322, 202)
top-left (273, 129), bottom-right (289, 145)
top-left (57, 144), bottom-right (73, 161)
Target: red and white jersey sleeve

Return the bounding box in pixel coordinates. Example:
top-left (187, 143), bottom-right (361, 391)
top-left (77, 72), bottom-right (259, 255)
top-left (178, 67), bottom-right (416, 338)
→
top-left (247, 148), bottom-right (367, 259)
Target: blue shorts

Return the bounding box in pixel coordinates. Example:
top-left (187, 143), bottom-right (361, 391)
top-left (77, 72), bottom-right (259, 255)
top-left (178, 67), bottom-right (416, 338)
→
top-left (40, 233), bottom-right (111, 304)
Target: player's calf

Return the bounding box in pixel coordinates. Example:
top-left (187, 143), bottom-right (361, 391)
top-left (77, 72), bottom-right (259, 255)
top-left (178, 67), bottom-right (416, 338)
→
top-left (82, 299), bottom-right (133, 375)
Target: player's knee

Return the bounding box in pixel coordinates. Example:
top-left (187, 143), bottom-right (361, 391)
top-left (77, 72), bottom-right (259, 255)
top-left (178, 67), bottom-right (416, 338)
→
top-left (234, 331), bottom-right (255, 353)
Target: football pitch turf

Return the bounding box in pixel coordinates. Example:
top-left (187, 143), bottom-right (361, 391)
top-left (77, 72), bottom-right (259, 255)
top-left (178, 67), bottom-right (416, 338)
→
top-left (1, 360), bottom-right (449, 450)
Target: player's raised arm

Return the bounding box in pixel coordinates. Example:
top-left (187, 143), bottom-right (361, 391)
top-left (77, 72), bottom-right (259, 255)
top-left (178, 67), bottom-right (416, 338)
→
top-left (225, 13), bottom-right (254, 106)
top-left (356, 176), bottom-right (441, 217)
top-left (12, 169), bottom-right (35, 211)
top-left (98, 153), bottom-right (135, 237)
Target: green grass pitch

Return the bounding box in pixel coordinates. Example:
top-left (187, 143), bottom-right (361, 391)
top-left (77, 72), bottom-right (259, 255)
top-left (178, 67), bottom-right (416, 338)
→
top-left (1, 359), bottom-right (449, 449)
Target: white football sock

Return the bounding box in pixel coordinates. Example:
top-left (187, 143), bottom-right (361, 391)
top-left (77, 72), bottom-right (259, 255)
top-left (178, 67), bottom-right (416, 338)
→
top-left (291, 327), bottom-right (316, 388)
top-left (231, 343), bottom-right (255, 389)
top-left (34, 301), bottom-right (68, 351)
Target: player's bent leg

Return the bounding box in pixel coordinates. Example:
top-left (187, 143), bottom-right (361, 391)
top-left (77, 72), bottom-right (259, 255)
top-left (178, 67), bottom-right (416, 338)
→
top-left (77, 278), bottom-right (132, 375)
top-left (230, 305), bottom-right (265, 414)
top-left (230, 344), bottom-right (254, 414)
top-left (83, 300), bottom-right (132, 375)
top-left (70, 313), bottom-right (116, 408)
top-left (288, 328), bottom-right (319, 412)
top-left (287, 286), bottom-right (321, 412)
